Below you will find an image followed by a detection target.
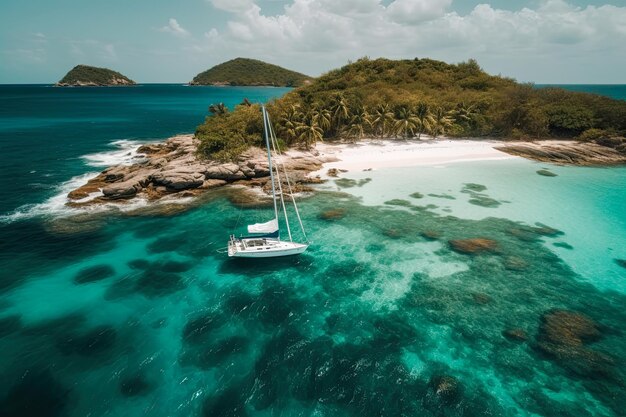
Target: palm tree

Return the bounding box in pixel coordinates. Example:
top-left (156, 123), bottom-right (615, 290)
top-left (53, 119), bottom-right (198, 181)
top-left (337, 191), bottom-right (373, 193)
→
top-left (393, 105), bottom-right (420, 139)
top-left (430, 107), bottom-right (455, 138)
top-left (344, 105), bottom-right (370, 141)
top-left (208, 103), bottom-right (228, 116)
top-left (311, 106), bottom-right (332, 134)
top-left (329, 94), bottom-right (350, 134)
top-left (371, 103), bottom-right (394, 138)
top-left (296, 115), bottom-right (324, 149)
top-left (277, 104), bottom-right (302, 145)
top-left (415, 102), bottom-right (434, 139)
top-left (454, 102), bottom-right (479, 133)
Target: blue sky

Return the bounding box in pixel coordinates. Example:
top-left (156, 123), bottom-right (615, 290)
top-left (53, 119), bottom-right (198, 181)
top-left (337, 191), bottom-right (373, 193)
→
top-left (1, 0), bottom-right (625, 83)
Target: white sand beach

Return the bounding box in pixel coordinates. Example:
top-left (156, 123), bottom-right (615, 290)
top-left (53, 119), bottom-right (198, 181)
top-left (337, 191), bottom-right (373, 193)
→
top-left (310, 138), bottom-right (516, 178)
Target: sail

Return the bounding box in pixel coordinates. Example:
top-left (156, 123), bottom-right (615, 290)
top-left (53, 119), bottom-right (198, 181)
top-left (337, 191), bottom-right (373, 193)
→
top-left (247, 218), bottom-right (278, 234)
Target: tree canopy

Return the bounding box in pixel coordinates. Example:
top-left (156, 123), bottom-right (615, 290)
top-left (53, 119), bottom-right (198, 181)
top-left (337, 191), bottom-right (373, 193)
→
top-left (196, 57), bottom-right (626, 160)
top-left (190, 58), bottom-right (311, 87)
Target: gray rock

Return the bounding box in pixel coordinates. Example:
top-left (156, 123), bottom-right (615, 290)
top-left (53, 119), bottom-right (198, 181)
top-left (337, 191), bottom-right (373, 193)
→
top-left (152, 172), bottom-right (204, 190)
top-left (102, 180), bottom-right (139, 199)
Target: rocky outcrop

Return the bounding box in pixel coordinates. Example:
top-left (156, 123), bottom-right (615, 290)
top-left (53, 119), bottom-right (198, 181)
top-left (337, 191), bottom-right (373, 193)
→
top-left (448, 238), bottom-right (498, 255)
top-left (496, 141), bottom-right (626, 166)
top-left (535, 310), bottom-right (616, 380)
top-left (67, 135), bottom-right (329, 208)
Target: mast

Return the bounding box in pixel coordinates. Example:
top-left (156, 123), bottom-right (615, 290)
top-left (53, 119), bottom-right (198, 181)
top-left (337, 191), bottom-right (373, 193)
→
top-left (262, 106), bottom-right (279, 222)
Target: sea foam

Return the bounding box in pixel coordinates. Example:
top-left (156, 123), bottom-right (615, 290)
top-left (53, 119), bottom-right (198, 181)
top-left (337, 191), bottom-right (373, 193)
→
top-left (0, 140), bottom-right (149, 223)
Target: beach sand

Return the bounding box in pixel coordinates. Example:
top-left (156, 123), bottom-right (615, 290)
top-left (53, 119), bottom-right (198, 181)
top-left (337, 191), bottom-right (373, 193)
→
top-left (310, 138), bottom-right (516, 178)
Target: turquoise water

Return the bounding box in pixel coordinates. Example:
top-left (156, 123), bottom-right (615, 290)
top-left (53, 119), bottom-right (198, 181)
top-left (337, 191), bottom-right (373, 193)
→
top-left (1, 85), bottom-right (625, 417)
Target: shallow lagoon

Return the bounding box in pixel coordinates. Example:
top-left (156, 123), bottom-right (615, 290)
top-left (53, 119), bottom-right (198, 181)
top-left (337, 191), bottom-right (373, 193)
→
top-left (1, 158), bottom-right (625, 417)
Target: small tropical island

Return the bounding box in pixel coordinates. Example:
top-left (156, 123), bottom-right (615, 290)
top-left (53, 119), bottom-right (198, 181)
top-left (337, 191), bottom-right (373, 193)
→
top-left (68, 57), bottom-right (626, 208)
top-left (56, 65), bottom-right (136, 87)
top-left (189, 58), bottom-right (311, 87)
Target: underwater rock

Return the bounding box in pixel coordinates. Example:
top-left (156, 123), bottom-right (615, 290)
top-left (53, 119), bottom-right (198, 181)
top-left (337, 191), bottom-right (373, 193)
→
top-left (427, 375), bottom-right (462, 405)
top-left (128, 259), bottom-right (150, 270)
top-left (532, 224), bottom-right (563, 237)
top-left (504, 256), bottom-right (529, 271)
top-left (537, 310), bottom-right (600, 348)
top-left (420, 230), bottom-right (441, 240)
top-left (613, 259), bottom-right (626, 269)
top-left (502, 328), bottom-right (528, 342)
top-left (428, 193), bottom-right (456, 200)
top-left (507, 227), bottom-right (540, 242)
top-left (462, 183), bottom-right (487, 192)
top-left (537, 169), bottom-right (558, 177)
top-left (227, 188), bottom-right (272, 208)
top-left (135, 270), bottom-right (185, 297)
top-left (449, 238), bottom-right (498, 254)
top-left (203, 387), bottom-right (248, 417)
top-left (384, 199), bottom-right (412, 207)
top-left (196, 335), bottom-right (249, 368)
top-left (410, 192), bottom-right (424, 199)
top-left (119, 373), bottom-right (152, 397)
top-left (382, 228), bottom-right (405, 238)
top-left (553, 242), bottom-right (574, 250)
top-left (468, 195), bottom-right (501, 208)
top-left (535, 310), bottom-right (616, 379)
top-left (182, 312), bottom-right (226, 344)
top-left (472, 293), bottom-right (493, 305)
top-left (56, 325), bottom-right (117, 356)
top-left (157, 260), bottom-right (192, 273)
top-left (335, 178), bottom-right (357, 188)
top-left (0, 369), bottom-right (69, 417)
top-left (74, 264), bottom-right (115, 284)
top-left (318, 208), bottom-right (346, 220)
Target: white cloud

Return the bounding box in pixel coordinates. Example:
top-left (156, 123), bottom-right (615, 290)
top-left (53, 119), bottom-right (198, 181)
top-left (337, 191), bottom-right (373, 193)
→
top-left (160, 18), bottom-right (191, 38)
top-left (185, 0), bottom-right (626, 82)
top-left (386, 0), bottom-right (452, 23)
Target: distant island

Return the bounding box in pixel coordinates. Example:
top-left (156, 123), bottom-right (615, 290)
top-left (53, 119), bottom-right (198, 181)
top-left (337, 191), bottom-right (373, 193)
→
top-left (56, 65), bottom-right (136, 87)
top-left (190, 58), bottom-right (311, 87)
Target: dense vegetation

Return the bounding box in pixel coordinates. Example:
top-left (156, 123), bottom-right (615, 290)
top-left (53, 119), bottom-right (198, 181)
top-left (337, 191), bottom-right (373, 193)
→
top-left (190, 58), bottom-right (311, 87)
top-left (196, 57), bottom-right (626, 159)
top-left (57, 65), bottom-right (135, 85)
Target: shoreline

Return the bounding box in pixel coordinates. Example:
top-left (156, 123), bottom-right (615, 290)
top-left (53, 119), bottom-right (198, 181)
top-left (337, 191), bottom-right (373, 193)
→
top-left (311, 139), bottom-right (516, 178)
top-left (14, 135), bottom-right (622, 222)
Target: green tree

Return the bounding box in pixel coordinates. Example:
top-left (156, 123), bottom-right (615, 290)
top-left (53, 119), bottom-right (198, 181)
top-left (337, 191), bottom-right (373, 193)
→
top-left (329, 93), bottom-right (350, 133)
top-left (393, 105), bottom-right (420, 139)
top-left (277, 104), bottom-right (302, 144)
top-left (296, 116), bottom-right (324, 149)
top-left (208, 103), bottom-right (228, 116)
top-left (312, 106), bottom-right (332, 134)
top-left (371, 103), bottom-right (394, 138)
top-left (415, 102), bottom-right (434, 139)
top-left (430, 107), bottom-right (455, 138)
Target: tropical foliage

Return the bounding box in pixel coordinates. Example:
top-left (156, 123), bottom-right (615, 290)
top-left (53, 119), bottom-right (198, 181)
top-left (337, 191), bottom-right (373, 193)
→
top-left (190, 58), bottom-right (311, 87)
top-left (196, 57), bottom-right (626, 160)
top-left (57, 65), bottom-right (135, 85)
top-left (196, 103), bottom-right (264, 161)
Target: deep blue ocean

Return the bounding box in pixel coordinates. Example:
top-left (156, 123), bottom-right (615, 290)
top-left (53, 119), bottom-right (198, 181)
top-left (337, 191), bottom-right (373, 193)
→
top-left (0, 84), bottom-right (625, 417)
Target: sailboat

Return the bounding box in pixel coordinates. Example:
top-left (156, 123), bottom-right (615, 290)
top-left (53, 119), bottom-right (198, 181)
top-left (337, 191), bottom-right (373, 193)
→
top-left (227, 105), bottom-right (309, 258)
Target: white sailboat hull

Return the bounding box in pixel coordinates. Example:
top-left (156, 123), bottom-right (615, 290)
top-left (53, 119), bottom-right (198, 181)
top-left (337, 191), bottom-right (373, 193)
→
top-left (228, 238), bottom-right (308, 258)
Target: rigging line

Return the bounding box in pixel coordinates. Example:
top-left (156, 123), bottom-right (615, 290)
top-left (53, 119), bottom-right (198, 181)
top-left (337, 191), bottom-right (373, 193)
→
top-left (262, 106), bottom-right (279, 222)
top-left (264, 107), bottom-right (293, 242)
top-left (267, 111), bottom-right (308, 243)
